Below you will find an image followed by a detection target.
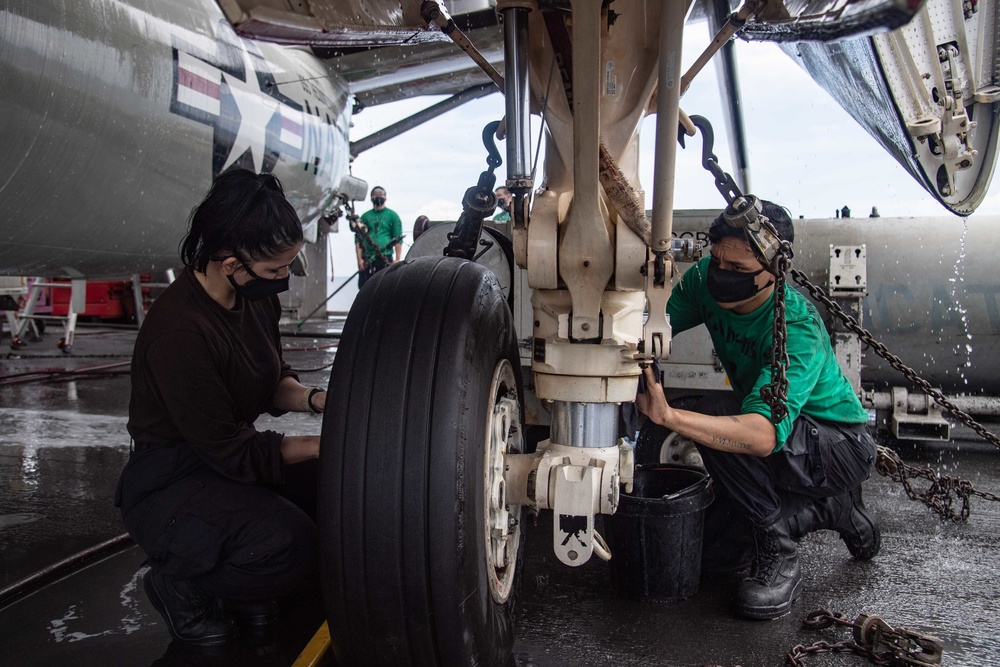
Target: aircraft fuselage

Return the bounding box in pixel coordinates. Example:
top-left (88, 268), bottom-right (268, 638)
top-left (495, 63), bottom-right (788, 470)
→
top-left (0, 0), bottom-right (352, 277)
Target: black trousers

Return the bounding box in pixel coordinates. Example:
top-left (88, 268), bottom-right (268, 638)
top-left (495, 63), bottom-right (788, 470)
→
top-left (693, 394), bottom-right (876, 526)
top-left (120, 449), bottom-right (317, 603)
top-left (358, 256), bottom-right (391, 288)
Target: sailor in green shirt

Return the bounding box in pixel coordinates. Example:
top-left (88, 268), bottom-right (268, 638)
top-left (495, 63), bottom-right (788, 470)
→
top-left (636, 201), bottom-right (880, 620)
top-left (355, 185), bottom-right (403, 288)
top-left (492, 186), bottom-right (512, 222)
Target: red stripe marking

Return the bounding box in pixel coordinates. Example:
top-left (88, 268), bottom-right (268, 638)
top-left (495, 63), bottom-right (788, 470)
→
top-left (178, 68), bottom-right (220, 100)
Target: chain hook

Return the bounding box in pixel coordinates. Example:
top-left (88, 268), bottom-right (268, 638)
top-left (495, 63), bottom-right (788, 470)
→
top-left (683, 114), bottom-right (792, 425)
top-left (688, 115), bottom-right (743, 205)
top-left (445, 120), bottom-right (503, 259)
top-left (482, 120), bottom-right (503, 173)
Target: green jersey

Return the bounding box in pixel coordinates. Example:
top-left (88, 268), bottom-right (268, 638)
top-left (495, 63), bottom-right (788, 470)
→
top-left (667, 256), bottom-right (869, 451)
top-left (357, 207), bottom-right (402, 263)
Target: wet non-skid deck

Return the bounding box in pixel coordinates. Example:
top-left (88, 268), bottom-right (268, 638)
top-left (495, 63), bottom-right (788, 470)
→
top-left (1, 324), bottom-right (998, 666)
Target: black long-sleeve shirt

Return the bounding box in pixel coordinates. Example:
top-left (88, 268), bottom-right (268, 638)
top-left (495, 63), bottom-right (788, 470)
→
top-left (125, 266), bottom-right (295, 490)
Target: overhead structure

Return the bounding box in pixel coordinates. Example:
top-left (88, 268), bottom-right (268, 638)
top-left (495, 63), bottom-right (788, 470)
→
top-left (774, 0), bottom-right (999, 215)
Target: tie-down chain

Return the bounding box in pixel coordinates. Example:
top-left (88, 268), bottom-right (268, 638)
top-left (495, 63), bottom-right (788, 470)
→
top-left (787, 608), bottom-right (943, 666)
top-left (444, 121), bottom-right (503, 261)
top-left (686, 114), bottom-right (793, 425)
top-left (685, 115), bottom-right (1000, 520)
top-left (704, 609), bottom-right (944, 667)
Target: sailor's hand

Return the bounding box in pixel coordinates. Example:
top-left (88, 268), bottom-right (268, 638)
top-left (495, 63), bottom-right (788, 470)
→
top-left (635, 366), bottom-right (672, 427)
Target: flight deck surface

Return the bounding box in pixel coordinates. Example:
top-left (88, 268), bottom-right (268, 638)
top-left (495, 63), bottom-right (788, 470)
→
top-left (1, 325), bottom-right (998, 666)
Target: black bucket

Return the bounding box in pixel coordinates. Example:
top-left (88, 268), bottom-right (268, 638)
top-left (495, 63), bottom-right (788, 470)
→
top-left (607, 464), bottom-right (714, 602)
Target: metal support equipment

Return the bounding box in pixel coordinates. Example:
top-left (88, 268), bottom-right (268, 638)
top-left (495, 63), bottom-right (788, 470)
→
top-left (9, 280), bottom-right (83, 353)
top-left (507, 1), bottom-right (678, 569)
top-left (888, 387), bottom-right (952, 442)
top-left (649, 0), bottom-right (691, 253)
top-left (550, 401), bottom-right (617, 448)
top-left (827, 245), bottom-right (867, 393)
top-left (349, 83), bottom-right (497, 157)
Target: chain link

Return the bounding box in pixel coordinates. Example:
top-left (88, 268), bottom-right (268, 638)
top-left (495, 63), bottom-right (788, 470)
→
top-left (786, 268), bottom-right (1000, 519)
top-left (876, 444), bottom-right (1000, 521)
top-left (686, 114), bottom-right (999, 519)
top-left (788, 609), bottom-right (943, 666)
top-left (787, 640), bottom-right (892, 667)
top-left (789, 268), bottom-right (1000, 450)
top-left (789, 609), bottom-right (893, 666)
top-left (702, 610), bottom-right (943, 667)
top-left (760, 241), bottom-right (794, 424)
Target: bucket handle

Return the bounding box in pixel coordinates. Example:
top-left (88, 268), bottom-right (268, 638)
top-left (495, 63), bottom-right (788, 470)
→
top-left (593, 530), bottom-right (611, 561)
top-left (659, 473), bottom-right (711, 502)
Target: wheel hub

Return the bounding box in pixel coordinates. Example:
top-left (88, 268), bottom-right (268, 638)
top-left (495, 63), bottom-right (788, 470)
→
top-left (484, 359), bottom-right (522, 605)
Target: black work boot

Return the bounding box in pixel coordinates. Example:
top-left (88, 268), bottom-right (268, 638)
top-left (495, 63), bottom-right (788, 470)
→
top-left (224, 598), bottom-right (281, 645)
top-left (735, 517), bottom-right (802, 620)
top-left (700, 487), bottom-right (755, 576)
top-left (144, 569), bottom-right (234, 647)
top-left (701, 505), bottom-right (754, 576)
top-left (788, 485), bottom-right (881, 561)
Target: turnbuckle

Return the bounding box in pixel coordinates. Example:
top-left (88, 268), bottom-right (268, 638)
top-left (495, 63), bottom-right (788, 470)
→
top-left (445, 121), bottom-right (503, 259)
top-left (685, 114), bottom-right (787, 272)
top-left (854, 612), bottom-right (943, 666)
top-left (803, 609), bottom-right (944, 666)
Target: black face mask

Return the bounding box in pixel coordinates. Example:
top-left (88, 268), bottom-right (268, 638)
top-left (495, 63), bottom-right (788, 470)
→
top-left (706, 260), bottom-right (772, 304)
top-left (228, 261), bottom-right (289, 302)
top-left (372, 196), bottom-right (386, 207)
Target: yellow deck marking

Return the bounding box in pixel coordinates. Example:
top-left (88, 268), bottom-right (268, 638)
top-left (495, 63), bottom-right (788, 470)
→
top-left (291, 620), bottom-right (331, 667)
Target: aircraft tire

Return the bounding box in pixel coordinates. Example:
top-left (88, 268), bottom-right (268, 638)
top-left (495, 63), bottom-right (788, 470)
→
top-left (634, 395), bottom-right (705, 467)
top-left (318, 255), bottom-right (524, 667)
top-left (634, 420), bottom-right (670, 466)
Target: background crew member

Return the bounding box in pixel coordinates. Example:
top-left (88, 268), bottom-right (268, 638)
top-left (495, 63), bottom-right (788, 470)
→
top-left (355, 185), bottom-right (402, 288)
top-left (492, 186), bottom-right (512, 222)
top-left (635, 201), bottom-right (880, 620)
top-left (116, 169), bottom-right (326, 648)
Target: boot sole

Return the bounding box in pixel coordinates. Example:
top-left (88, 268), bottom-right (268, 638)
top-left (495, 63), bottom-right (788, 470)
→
top-left (839, 495), bottom-right (882, 561)
top-left (842, 520), bottom-right (881, 561)
top-left (143, 570), bottom-right (232, 648)
top-left (735, 578), bottom-right (803, 620)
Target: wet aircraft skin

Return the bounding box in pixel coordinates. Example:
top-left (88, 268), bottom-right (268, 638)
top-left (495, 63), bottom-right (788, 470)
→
top-left (1, 327), bottom-right (998, 666)
top-left (0, 0), bottom-right (352, 278)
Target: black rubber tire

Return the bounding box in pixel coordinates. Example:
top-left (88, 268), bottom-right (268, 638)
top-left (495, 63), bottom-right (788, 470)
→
top-left (406, 222), bottom-right (515, 311)
top-left (318, 255), bottom-right (523, 667)
top-left (633, 395), bottom-right (704, 466)
top-left (634, 420), bottom-right (672, 467)
top-left (481, 226), bottom-right (515, 311)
